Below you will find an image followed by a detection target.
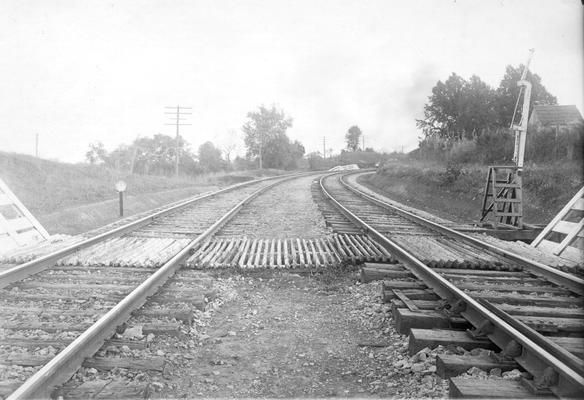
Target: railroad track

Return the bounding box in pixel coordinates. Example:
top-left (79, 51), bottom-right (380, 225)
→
top-left (320, 171), bottom-right (584, 398)
top-left (0, 173), bottom-right (312, 399)
top-left (2, 168), bottom-right (582, 398)
top-left (0, 171), bottom-right (399, 399)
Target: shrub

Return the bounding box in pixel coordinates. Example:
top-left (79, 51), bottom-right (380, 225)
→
top-left (415, 137), bottom-right (449, 161)
top-left (474, 129), bottom-right (514, 164)
top-left (447, 138), bottom-right (477, 164)
top-left (439, 161), bottom-right (463, 185)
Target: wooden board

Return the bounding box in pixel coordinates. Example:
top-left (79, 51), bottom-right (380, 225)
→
top-left (449, 377), bottom-right (535, 398)
top-left (549, 336), bottom-right (584, 358)
top-left (408, 328), bottom-right (498, 355)
top-left (532, 186), bottom-right (584, 262)
top-left (360, 267), bottom-right (412, 282)
top-left (60, 379), bottom-right (146, 399)
top-left (0, 178), bottom-right (50, 252)
top-left (437, 354), bottom-right (518, 378)
top-left (382, 289), bottom-right (440, 303)
top-left (393, 308), bottom-right (455, 335)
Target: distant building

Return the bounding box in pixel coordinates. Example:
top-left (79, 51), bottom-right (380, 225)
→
top-left (528, 105), bottom-right (583, 160)
top-left (529, 105), bottom-right (583, 129)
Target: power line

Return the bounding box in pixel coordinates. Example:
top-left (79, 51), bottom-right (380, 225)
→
top-left (164, 106), bottom-right (192, 177)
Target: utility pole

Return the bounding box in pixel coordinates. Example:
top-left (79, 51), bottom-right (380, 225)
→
top-left (35, 133), bottom-right (39, 157)
top-left (362, 135), bottom-right (365, 150)
top-left (164, 106), bottom-right (192, 178)
top-left (259, 132), bottom-right (263, 170)
top-left (322, 136), bottom-right (326, 158)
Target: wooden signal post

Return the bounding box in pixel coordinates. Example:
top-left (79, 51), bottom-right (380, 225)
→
top-left (480, 49), bottom-right (534, 229)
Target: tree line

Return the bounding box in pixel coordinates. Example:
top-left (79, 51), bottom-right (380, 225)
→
top-left (416, 64), bottom-right (557, 140)
top-left (414, 63), bottom-right (583, 164)
top-left (86, 105), bottom-right (305, 176)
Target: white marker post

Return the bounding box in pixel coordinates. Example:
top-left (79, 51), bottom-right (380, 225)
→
top-left (115, 180), bottom-right (127, 217)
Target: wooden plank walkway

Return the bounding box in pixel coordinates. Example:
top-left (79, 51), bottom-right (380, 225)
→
top-left (185, 233), bottom-right (394, 269)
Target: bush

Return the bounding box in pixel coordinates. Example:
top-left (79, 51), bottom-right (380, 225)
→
top-left (447, 139), bottom-right (477, 164)
top-left (474, 129), bottom-right (514, 164)
top-left (416, 125), bottom-right (582, 165)
top-left (415, 137), bottom-right (450, 161)
top-left (526, 124), bottom-right (584, 162)
top-left (440, 161), bottom-right (462, 185)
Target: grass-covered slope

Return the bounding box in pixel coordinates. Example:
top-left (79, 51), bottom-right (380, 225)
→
top-left (0, 151), bottom-right (285, 234)
top-left (363, 158), bottom-right (584, 225)
top-left (0, 152), bottom-right (208, 214)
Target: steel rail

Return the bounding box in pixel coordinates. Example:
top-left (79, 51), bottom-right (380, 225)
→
top-left (477, 298), bottom-right (584, 376)
top-left (320, 173), bottom-right (584, 398)
top-left (0, 173), bottom-right (298, 289)
top-left (340, 171), bottom-right (584, 296)
top-left (7, 173), bottom-right (302, 399)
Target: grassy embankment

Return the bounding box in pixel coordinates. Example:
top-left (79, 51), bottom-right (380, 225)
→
top-left (0, 151), bottom-right (285, 235)
top-left (361, 157), bottom-right (583, 226)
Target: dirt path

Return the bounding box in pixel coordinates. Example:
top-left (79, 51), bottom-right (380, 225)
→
top-left (158, 270), bottom-right (448, 398)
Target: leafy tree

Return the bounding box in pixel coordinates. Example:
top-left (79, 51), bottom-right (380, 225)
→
top-left (233, 155), bottom-right (256, 170)
top-left (417, 65), bottom-right (559, 141)
top-left (107, 144), bottom-right (134, 171)
top-left (86, 142), bottom-right (108, 164)
top-left (85, 134), bottom-right (202, 175)
top-left (460, 75), bottom-right (499, 135)
top-left (345, 125), bottom-right (362, 151)
top-left (130, 134), bottom-right (191, 175)
top-left (495, 64), bottom-right (558, 127)
top-left (416, 73), bottom-right (498, 140)
top-left (416, 73), bottom-right (466, 139)
top-left (242, 105), bottom-right (294, 169)
top-left (198, 141), bottom-right (224, 172)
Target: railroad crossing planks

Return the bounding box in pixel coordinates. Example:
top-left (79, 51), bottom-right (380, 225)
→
top-left (185, 234), bottom-right (392, 269)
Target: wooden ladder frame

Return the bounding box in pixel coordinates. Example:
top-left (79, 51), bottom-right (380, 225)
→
top-left (0, 178), bottom-right (50, 251)
top-left (480, 166), bottom-right (523, 229)
top-left (531, 186), bottom-right (584, 263)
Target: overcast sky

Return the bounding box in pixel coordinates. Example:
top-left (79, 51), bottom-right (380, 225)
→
top-left (0, 0), bottom-right (582, 163)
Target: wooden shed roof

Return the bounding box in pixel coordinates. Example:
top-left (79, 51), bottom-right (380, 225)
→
top-left (530, 105), bottom-right (583, 126)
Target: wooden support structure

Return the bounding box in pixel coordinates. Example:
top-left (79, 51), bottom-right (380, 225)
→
top-left (480, 166), bottom-right (523, 229)
top-left (531, 186), bottom-right (584, 264)
top-left (0, 178), bottom-right (50, 252)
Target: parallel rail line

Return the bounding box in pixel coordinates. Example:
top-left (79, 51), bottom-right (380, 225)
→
top-left (0, 174), bottom-right (293, 288)
top-left (320, 172), bottom-right (584, 398)
top-left (1, 173), bottom-right (303, 399)
top-left (342, 171), bottom-right (583, 295)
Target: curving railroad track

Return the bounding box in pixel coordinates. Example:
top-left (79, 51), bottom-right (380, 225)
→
top-left (319, 171), bottom-right (584, 398)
